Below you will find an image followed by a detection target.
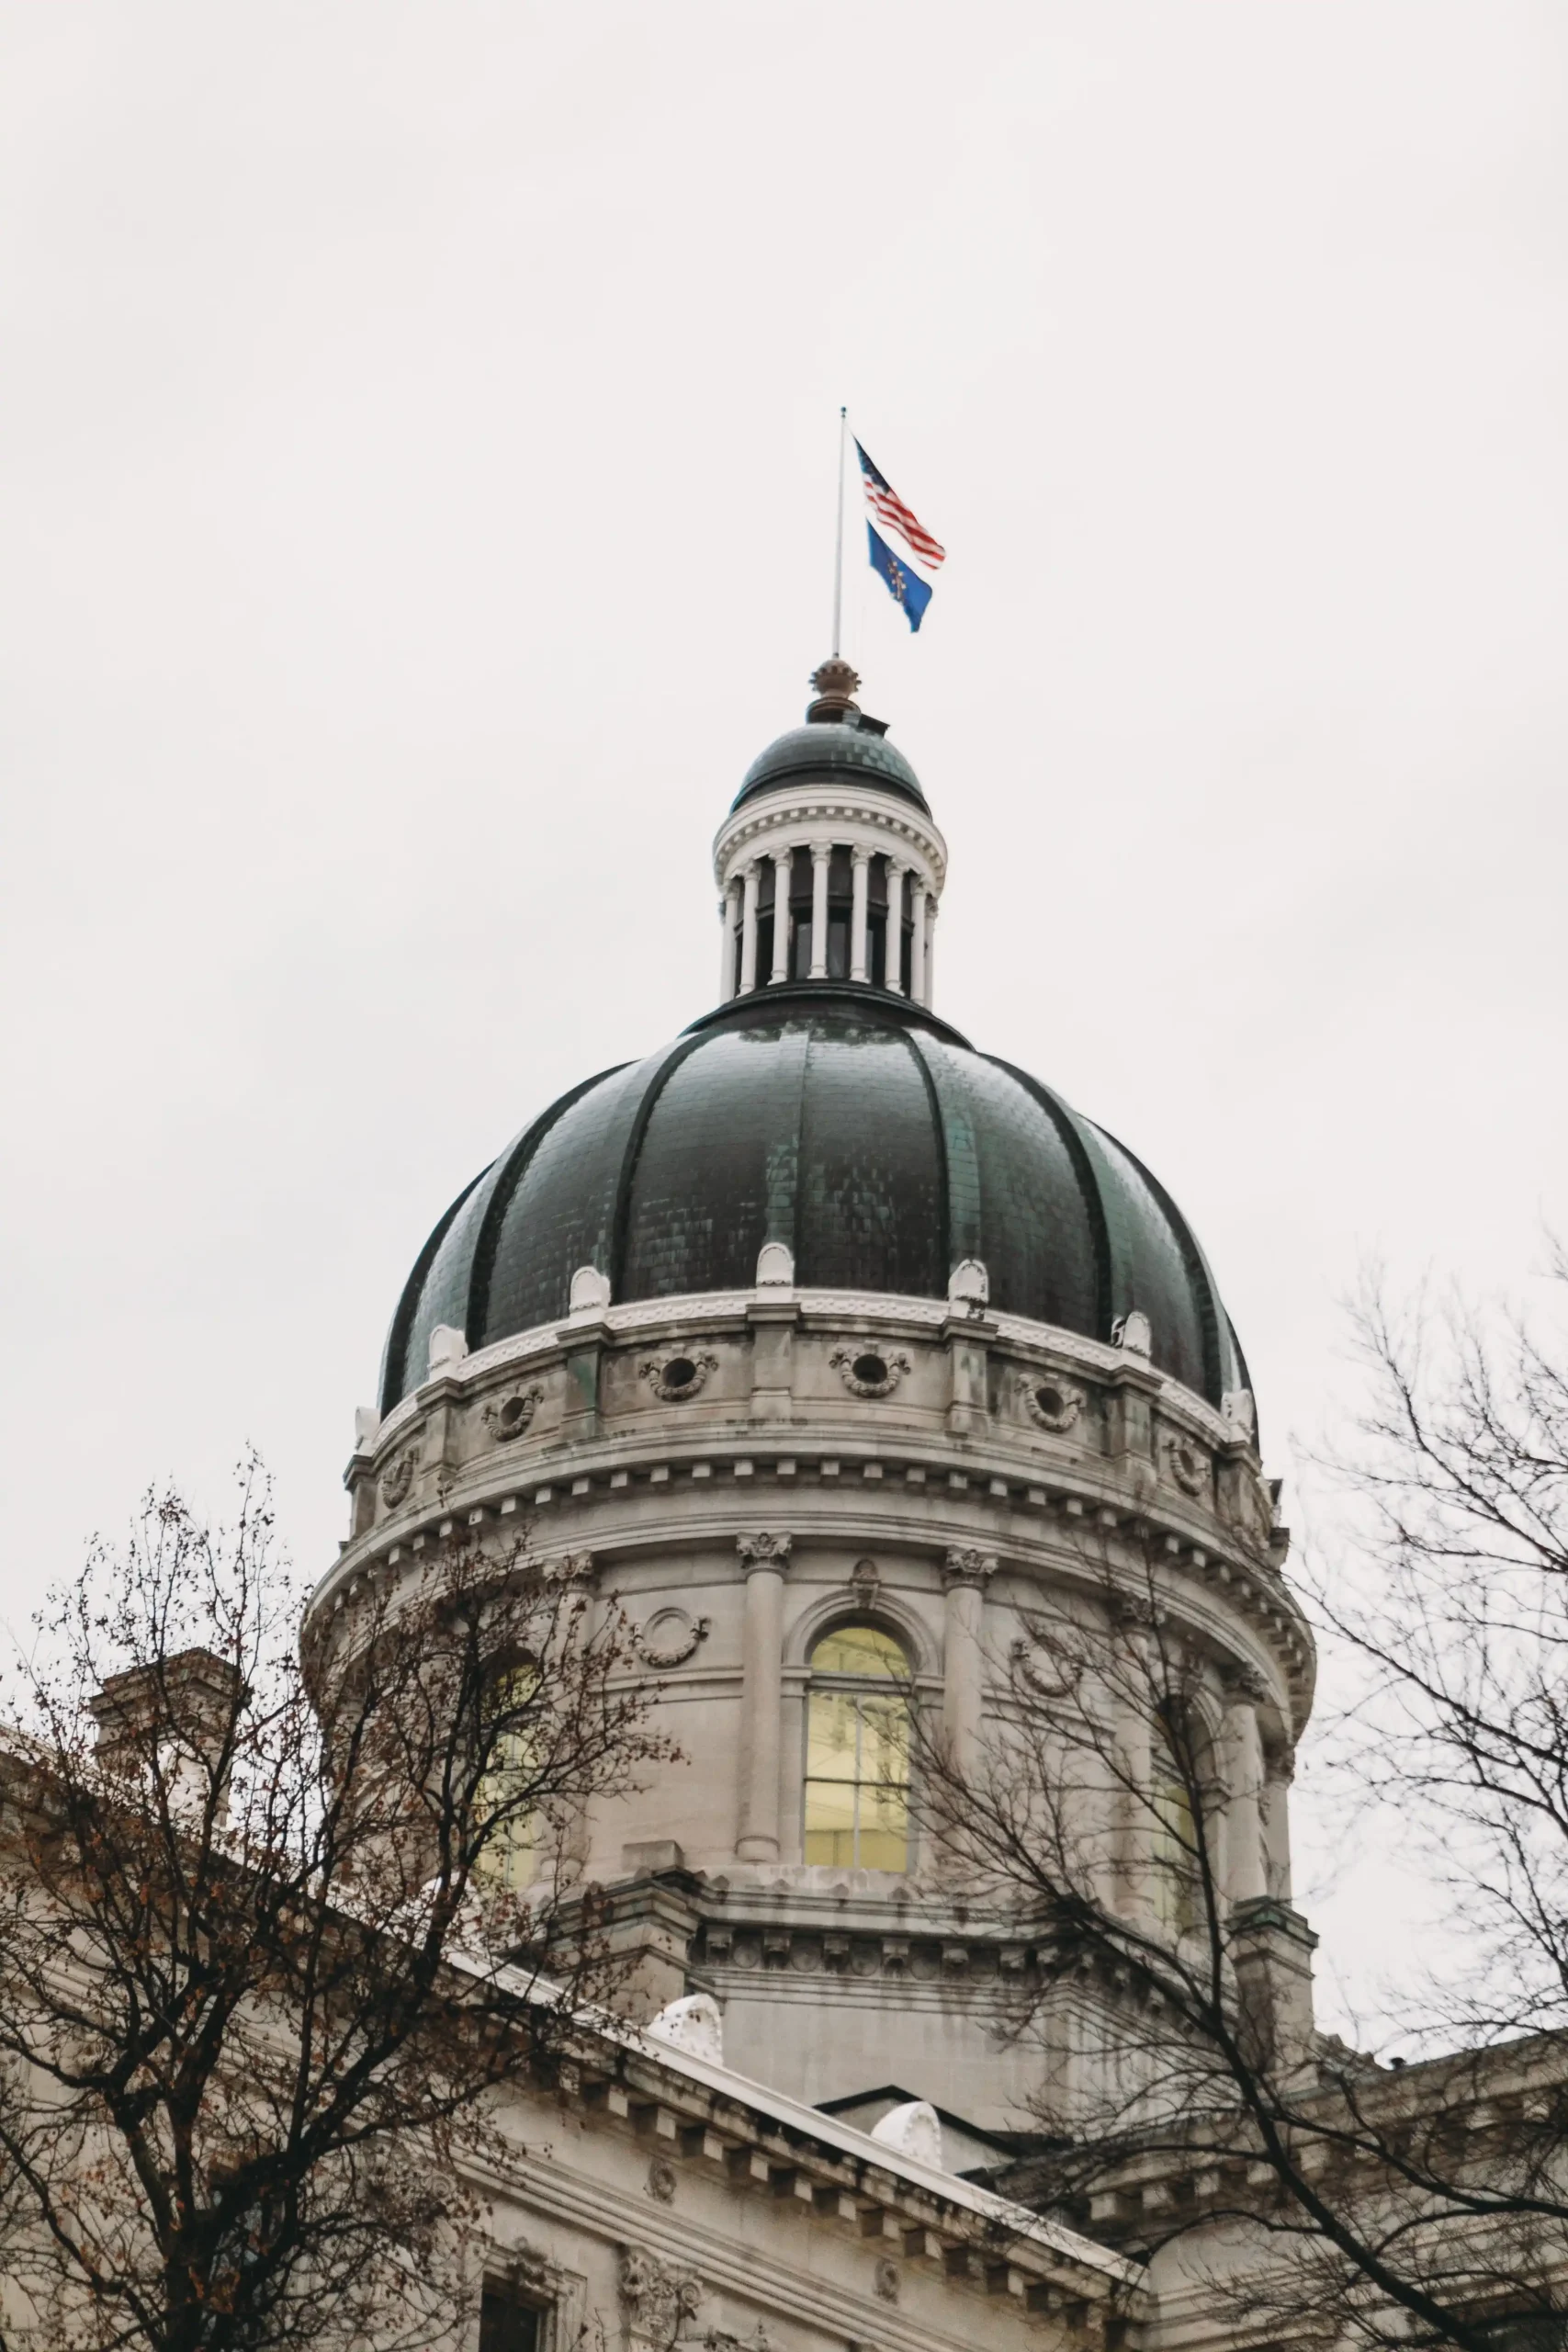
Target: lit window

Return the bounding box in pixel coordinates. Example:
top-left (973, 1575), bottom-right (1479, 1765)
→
top-left (803, 1624), bottom-right (911, 1871)
top-left (477, 1664), bottom-right (540, 1892)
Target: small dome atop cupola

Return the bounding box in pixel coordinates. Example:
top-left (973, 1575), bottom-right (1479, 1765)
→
top-left (732, 661), bottom-right (931, 816)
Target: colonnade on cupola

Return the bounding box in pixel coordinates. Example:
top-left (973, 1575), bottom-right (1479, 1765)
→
top-left (711, 657), bottom-right (947, 1008)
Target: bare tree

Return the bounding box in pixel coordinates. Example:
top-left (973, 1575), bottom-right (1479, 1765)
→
top-left (908, 1261), bottom-right (1568, 2352)
top-left (0, 1460), bottom-right (671, 2352)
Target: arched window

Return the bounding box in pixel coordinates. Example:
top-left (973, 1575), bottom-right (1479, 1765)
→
top-left (803, 1624), bottom-right (912, 1871)
top-left (476, 1662), bottom-right (540, 1892)
top-left (1150, 1718), bottom-right (1201, 1938)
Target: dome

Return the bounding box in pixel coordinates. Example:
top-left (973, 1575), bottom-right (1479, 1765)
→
top-left (378, 984), bottom-right (1247, 1415)
top-left (731, 718), bottom-right (930, 816)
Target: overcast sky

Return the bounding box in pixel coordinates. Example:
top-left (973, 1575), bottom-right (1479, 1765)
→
top-left (2, 4), bottom-right (1564, 2026)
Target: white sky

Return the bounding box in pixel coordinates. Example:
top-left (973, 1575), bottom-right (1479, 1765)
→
top-left (1, 3), bottom-right (1564, 2032)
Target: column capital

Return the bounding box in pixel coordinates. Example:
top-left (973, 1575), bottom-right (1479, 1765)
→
top-left (549, 1549), bottom-right (597, 1587)
top-left (810, 838), bottom-right (833, 865)
top-left (1222, 1664), bottom-right (1269, 1708)
top-left (738, 1532), bottom-right (793, 1574)
top-left (772, 843), bottom-right (793, 866)
top-left (942, 1547), bottom-right (998, 1593)
top-left (851, 842), bottom-right (872, 867)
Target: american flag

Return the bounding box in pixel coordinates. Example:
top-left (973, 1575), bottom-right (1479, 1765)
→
top-left (855, 438), bottom-right (945, 571)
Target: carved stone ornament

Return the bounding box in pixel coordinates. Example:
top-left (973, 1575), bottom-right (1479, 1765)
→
top-left (1222, 1386), bottom-right (1258, 1443)
top-left (618, 2245), bottom-right (704, 2345)
top-left (631, 1607), bottom-right (711, 1669)
top-left (641, 1350), bottom-right (719, 1403)
top-left (1112, 1308), bottom-right (1153, 1359)
top-left (547, 1549), bottom-right (596, 1587)
top-left (737, 1532), bottom-right (792, 1569)
top-left (482, 1384), bottom-right (544, 1442)
top-left (378, 1449), bottom-right (417, 1510)
top-left (1224, 1662), bottom-right (1270, 1708)
top-left (942, 1547), bottom-right (998, 1592)
top-left (874, 2256), bottom-right (900, 2302)
top-left (646, 2155), bottom-right (677, 2204)
top-left (829, 1342), bottom-right (910, 1399)
top-left (1017, 1371), bottom-right (1086, 1433)
top-left (1010, 1618), bottom-right (1079, 1699)
top-left (851, 1556), bottom-right (881, 1609)
top-left (1165, 1435), bottom-right (1210, 1497)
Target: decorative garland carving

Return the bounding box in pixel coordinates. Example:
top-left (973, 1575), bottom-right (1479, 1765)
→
top-left (617, 2246), bottom-right (703, 2346)
top-left (630, 1608), bottom-right (711, 1669)
top-left (481, 1384), bottom-right (544, 1442)
top-left (1010, 1616), bottom-right (1080, 1698)
top-left (378, 1450), bottom-right (417, 1509)
top-left (640, 1351), bottom-right (718, 1403)
top-left (829, 1343), bottom-right (910, 1398)
top-left (1017, 1372), bottom-right (1086, 1433)
top-left (874, 2257), bottom-right (900, 2302)
top-left (1166, 1435), bottom-right (1210, 1497)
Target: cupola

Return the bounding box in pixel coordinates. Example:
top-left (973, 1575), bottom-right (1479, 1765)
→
top-left (711, 661), bottom-right (947, 1004)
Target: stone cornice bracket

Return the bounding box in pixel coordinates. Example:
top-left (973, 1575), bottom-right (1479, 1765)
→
top-left (737, 1532), bottom-right (792, 1574)
top-left (942, 1547), bottom-right (998, 1593)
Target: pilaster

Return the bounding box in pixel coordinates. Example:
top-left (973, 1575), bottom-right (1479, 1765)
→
top-left (736, 1533), bottom-right (793, 1862)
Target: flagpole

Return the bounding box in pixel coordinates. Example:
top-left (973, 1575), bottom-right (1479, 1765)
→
top-left (830, 405), bottom-right (847, 658)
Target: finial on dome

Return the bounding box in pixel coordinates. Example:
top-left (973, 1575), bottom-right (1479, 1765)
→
top-left (807, 657), bottom-right (861, 725)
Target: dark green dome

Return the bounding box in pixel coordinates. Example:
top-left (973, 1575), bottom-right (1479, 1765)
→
top-left (378, 987), bottom-right (1247, 1415)
top-left (732, 718), bottom-right (930, 816)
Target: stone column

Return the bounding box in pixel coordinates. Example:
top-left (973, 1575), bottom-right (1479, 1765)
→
top-left (909, 880), bottom-right (928, 1003)
top-left (942, 1549), bottom-right (996, 1782)
top-left (1221, 1673), bottom-right (1268, 1909)
top-left (739, 861), bottom-right (761, 994)
top-left (770, 848), bottom-right (793, 983)
top-left (809, 842), bottom-right (831, 978)
top-left (718, 881), bottom-right (739, 1001)
top-left (736, 1532), bottom-right (792, 1860)
top-left (886, 862), bottom-right (906, 994)
top-left (924, 896), bottom-right (937, 1004)
top-left (1114, 1656), bottom-right (1156, 1928)
top-left (850, 845), bottom-right (871, 983)
top-left (1262, 1747), bottom-right (1294, 1901)
top-left (556, 1552), bottom-right (599, 1877)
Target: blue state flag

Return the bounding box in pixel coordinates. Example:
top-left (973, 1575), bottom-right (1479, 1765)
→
top-left (867, 521), bottom-right (932, 633)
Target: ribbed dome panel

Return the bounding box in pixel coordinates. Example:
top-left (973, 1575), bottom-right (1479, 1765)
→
top-left (910, 1037), bottom-right (1100, 1337)
top-left (478, 1058), bottom-right (652, 1347)
top-left (620, 1025), bottom-right (807, 1300)
top-left (1074, 1123), bottom-right (1214, 1402)
top-left (794, 1025), bottom-right (944, 1296)
top-left (379, 987), bottom-right (1243, 1418)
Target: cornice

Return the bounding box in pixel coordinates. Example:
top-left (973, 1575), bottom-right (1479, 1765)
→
top-left (712, 786), bottom-right (948, 891)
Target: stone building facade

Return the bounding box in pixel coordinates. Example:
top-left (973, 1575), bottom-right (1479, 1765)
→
top-left (301, 659), bottom-right (1347, 2349)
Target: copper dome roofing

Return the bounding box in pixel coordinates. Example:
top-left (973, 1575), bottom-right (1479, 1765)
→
top-left (730, 717), bottom-right (930, 815)
top-left (378, 986), bottom-right (1247, 1415)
